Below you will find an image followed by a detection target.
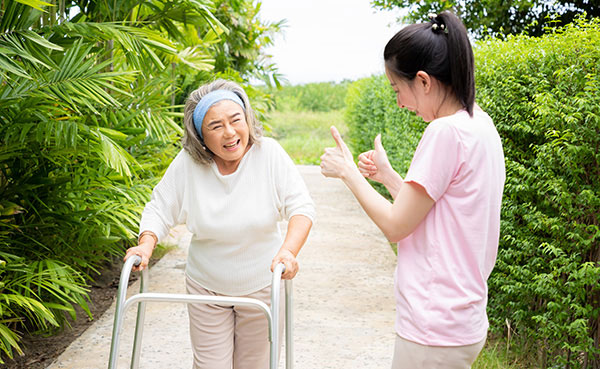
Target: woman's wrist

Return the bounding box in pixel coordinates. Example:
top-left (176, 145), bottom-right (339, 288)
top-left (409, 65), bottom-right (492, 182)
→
top-left (381, 167), bottom-right (402, 187)
top-left (278, 246), bottom-right (297, 258)
top-left (340, 162), bottom-right (362, 183)
top-left (138, 231), bottom-right (158, 248)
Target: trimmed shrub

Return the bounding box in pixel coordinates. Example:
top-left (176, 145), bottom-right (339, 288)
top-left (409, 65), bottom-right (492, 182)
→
top-left (345, 17), bottom-right (600, 367)
top-left (478, 17), bottom-right (600, 368)
top-left (270, 81), bottom-right (350, 112)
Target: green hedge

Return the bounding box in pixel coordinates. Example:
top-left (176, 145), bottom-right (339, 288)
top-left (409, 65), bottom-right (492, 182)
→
top-left (345, 17), bottom-right (600, 368)
top-left (269, 81), bottom-right (350, 112)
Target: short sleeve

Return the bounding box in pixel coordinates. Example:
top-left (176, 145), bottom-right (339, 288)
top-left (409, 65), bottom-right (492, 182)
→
top-left (269, 140), bottom-right (316, 223)
top-left (404, 121), bottom-right (463, 202)
top-left (138, 151), bottom-right (186, 242)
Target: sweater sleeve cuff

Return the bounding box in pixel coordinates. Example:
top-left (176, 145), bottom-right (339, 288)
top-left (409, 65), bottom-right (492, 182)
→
top-left (288, 207), bottom-right (316, 224)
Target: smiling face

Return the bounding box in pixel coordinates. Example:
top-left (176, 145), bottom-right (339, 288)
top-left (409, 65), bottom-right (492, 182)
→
top-left (385, 68), bottom-right (423, 117)
top-left (201, 99), bottom-right (250, 174)
top-left (386, 68), bottom-right (463, 122)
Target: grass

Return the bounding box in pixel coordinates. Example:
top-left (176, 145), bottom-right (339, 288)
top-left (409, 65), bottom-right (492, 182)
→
top-left (264, 109), bottom-right (348, 164)
top-left (473, 340), bottom-right (523, 369)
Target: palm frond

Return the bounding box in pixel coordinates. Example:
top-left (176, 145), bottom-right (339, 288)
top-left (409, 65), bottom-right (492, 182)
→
top-left (176, 46), bottom-right (215, 71)
top-left (0, 28), bottom-right (62, 81)
top-left (0, 322), bottom-right (23, 362)
top-left (141, 0), bottom-right (227, 37)
top-left (0, 294), bottom-right (58, 328)
top-left (14, 0), bottom-right (54, 12)
top-left (0, 1), bottom-right (42, 33)
top-left (54, 22), bottom-right (178, 70)
top-left (91, 128), bottom-right (138, 177)
top-left (0, 0), bottom-right (272, 361)
top-left (2, 41), bottom-right (136, 114)
top-left (0, 53), bottom-right (30, 79)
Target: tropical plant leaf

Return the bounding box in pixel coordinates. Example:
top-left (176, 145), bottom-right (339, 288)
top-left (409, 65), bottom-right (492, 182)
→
top-left (20, 30), bottom-right (62, 50)
top-left (0, 323), bottom-right (23, 362)
top-left (14, 0), bottom-right (53, 12)
top-left (0, 0), bottom-right (280, 362)
top-left (92, 129), bottom-right (137, 177)
top-left (0, 1), bottom-right (42, 33)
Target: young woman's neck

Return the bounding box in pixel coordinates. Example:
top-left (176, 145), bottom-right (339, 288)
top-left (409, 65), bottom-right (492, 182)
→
top-left (432, 87), bottom-right (464, 120)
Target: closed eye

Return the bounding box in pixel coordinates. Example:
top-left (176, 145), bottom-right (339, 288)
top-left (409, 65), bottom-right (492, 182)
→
top-left (207, 120), bottom-right (223, 130)
top-left (230, 112), bottom-right (242, 122)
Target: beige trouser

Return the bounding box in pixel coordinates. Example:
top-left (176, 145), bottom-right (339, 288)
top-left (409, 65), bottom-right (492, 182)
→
top-left (392, 334), bottom-right (486, 369)
top-left (185, 276), bottom-right (284, 369)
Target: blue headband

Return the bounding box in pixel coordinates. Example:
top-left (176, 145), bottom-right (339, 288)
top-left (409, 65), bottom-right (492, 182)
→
top-left (192, 90), bottom-right (246, 139)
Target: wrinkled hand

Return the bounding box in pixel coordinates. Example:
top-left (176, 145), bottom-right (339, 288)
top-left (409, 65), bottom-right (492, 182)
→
top-left (320, 126), bottom-right (356, 179)
top-left (271, 249), bottom-right (298, 280)
top-left (124, 243), bottom-right (153, 272)
top-left (357, 134), bottom-right (393, 184)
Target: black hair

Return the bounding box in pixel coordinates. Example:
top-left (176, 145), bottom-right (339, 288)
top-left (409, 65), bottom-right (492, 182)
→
top-left (383, 11), bottom-right (475, 116)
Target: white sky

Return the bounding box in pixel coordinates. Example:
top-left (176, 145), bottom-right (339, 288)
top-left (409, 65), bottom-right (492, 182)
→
top-left (258, 0), bottom-right (405, 85)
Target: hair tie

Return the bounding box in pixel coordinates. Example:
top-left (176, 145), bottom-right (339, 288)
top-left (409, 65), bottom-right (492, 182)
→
top-left (192, 90), bottom-right (246, 140)
top-left (428, 13), bottom-right (448, 34)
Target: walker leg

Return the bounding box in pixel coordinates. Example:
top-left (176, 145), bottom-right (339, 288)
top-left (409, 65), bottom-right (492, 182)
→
top-left (270, 263), bottom-right (285, 369)
top-left (285, 279), bottom-right (293, 369)
top-left (108, 304), bottom-right (126, 369)
top-left (130, 269), bottom-right (148, 369)
top-left (108, 256), bottom-right (142, 369)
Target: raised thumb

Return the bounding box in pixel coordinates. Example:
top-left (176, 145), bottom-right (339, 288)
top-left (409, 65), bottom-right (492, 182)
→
top-left (330, 126), bottom-right (346, 149)
top-left (374, 134), bottom-right (385, 152)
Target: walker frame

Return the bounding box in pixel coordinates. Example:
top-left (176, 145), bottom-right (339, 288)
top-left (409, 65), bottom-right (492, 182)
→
top-left (107, 255), bottom-right (293, 369)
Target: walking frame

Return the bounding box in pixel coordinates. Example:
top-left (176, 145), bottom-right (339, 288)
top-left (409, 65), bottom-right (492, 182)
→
top-left (108, 255), bottom-right (293, 369)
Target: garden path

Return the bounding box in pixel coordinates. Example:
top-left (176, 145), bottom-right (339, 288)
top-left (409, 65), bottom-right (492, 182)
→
top-left (46, 165), bottom-right (397, 369)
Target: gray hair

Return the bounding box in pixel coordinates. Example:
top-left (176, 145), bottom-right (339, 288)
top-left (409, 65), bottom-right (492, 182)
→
top-left (182, 79), bottom-right (263, 165)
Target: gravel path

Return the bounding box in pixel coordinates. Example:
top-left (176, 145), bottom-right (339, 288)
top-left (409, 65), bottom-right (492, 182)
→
top-left (46, 165), bottom-right (397, 369)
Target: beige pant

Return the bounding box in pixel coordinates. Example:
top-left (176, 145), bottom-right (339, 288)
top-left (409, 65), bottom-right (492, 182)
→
top-left (392, 334), bottom-right (486, 369)
top-left (185, 276), bottom-right (284, 369)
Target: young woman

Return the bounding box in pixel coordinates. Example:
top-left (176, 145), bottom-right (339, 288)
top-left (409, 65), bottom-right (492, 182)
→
top-left (320, 11), bottom-right (505, 369)
top-left (125, 79), bottom-right (315, 369)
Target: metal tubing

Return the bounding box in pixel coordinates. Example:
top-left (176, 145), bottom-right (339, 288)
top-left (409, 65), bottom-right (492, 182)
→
top-left (130, 267), bottom-right (148, 369)
top-left (118, 294), bottom-right (273, 369)
top-left (122, 294), bottom-right (273, 342)
top-left (270, 263), bottom-right (284, 368)
top-left (285, 279), bottom-right (293, 369)
top-left (109, 260), bottom-right (290, 369)
top-left (108, 255), bottom-right (141, 369)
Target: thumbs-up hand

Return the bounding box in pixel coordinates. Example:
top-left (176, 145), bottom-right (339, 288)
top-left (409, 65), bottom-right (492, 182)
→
top-left (320, 126), bottom-right (356, 179)
top-left (357, 134), bottom-right (393, 184)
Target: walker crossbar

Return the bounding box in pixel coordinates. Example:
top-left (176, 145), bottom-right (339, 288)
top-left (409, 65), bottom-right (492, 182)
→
top-left (121, 293), bottom-right (273, 336)
top-left (108, 255), bottom-right (293, 369)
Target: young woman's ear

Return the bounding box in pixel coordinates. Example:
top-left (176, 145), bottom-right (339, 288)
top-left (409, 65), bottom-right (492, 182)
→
top-left (415, 71), bottom-right (432, 93)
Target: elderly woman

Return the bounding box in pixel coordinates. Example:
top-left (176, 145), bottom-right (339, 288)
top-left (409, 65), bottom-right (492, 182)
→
top-left (124, 79), bottom-right (315, 369)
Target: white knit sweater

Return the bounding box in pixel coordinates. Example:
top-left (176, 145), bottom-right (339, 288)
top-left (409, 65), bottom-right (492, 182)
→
top-left (139, 137), bottom-right (315, 295)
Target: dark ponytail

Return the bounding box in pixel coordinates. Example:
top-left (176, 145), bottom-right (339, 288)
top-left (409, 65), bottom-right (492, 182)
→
top-left (384, 11), bottom-right (475, 116)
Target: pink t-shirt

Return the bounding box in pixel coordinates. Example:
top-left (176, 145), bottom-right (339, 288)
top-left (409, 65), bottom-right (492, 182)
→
top-left (395, 109), bottom-right (505, 346)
